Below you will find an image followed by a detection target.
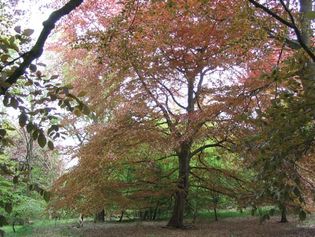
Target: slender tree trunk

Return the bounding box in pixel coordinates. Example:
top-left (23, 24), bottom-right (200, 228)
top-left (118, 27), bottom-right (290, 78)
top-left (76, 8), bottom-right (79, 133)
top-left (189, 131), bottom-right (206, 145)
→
top-left (94, 209), bottom-right (105, 223)
top-left (167, 144), bottom-right (191, 228)
top-left (118, 211), bottom-right (124, 222)
top-left (214, 206), bottom-right (218, 221)
top-left (280, 205), bottom-right (288, 223)
top-left (12, 221), bottom-right (16, 233)
top-left (152, 201), bottom-right (160, 220)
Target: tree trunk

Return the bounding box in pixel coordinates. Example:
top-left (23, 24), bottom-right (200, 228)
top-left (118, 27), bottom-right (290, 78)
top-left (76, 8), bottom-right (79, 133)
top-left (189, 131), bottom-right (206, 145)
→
top-left (12, 221), bottom-right (16, 233)
top-left (118, 211), bottom-right (124, 222)
top-left (94, 209), bottom-right (105, 223)
top-left (152, 201), bottom-right (160, 220)
top-left (299, 0), bottom-right (315, 103)
top-left (167, 145), bottom-right (190, 228)
top-left (280, 206), bottom-right (288, 223)
top-left (214, 206), bottom-right (218, 221)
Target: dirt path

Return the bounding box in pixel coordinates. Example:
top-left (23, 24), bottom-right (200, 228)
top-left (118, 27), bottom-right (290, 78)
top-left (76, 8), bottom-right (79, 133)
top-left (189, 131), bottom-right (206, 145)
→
top-left (69, 216), bottom-right (315, 237)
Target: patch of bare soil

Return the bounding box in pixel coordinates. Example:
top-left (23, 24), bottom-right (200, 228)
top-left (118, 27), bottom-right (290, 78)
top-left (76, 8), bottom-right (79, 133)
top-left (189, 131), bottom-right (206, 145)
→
top-left (74, 216), bottom-right (315, 237)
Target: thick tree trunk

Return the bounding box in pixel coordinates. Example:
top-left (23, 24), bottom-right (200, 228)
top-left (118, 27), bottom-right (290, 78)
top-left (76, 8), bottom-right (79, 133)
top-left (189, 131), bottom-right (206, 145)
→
top-left (299, 0), bottom-right (315, 102)
top-left (94, 209), bottom-right (105, 223)
top-left (167, 145), bottom-right (190, 228)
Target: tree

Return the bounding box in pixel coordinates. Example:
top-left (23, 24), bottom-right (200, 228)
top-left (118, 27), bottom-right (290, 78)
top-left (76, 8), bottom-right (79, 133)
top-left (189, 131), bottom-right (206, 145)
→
top-left (52, 0), bottom-right (281, 228)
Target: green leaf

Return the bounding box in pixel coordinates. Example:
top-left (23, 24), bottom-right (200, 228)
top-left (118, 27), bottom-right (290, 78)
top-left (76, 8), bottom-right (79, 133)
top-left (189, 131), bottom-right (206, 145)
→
top-left (293, 187), bottom-right (301, 197)
top-left (299, 210), bottom-right (307, 221)
top-left (29, 64), bottom-right (37, 72)
top-left (38, 132), bottom-right (47, 148)
top-left (43, 191), bottom-right (50, 202)
top-left (1, 54), bottom-right (9, 62)
top-left (32, 129), bottom-right (39, 140)
top-left (82, 105), bottom-right (90, 115)
top-left (4, 203), bottom-right (12, 214)
top-left (77, 91), bottom-right (87, 97)
top-left (0, 129), bottom-right (7, 137)
top-left (48, 141), bottom-right (54, 150)
top-left (19, 113), bottom-right (28, 127)
top-left (305, 11), bottom-right (315, 19)
top-left (0, 215), bottom-right (7, 227)
top-left (26, 122), bottom-right (34, 133)
top-left (73, 108), bottom-right (81, 116)
top-left (13, 176), bottom-right (18, 184)
top-left (10, 97), bottom-right (18, 109)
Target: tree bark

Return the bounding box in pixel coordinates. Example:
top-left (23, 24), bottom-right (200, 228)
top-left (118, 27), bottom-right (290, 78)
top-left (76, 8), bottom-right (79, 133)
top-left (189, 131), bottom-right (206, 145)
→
top-left (167, 144), bottom-right (191, 228)
top-left (298, 0), bottom-right (315, 103)
top-left (94, 209), bottom-right (105, 223)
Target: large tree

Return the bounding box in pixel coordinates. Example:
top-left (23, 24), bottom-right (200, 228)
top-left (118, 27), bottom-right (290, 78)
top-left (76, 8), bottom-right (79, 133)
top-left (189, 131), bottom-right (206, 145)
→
top-left (52, 0), bottom-right (279, 227)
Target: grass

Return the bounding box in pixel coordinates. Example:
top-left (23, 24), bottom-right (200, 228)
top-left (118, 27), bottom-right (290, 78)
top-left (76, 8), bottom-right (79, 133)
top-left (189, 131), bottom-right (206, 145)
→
top-left (198, 209), bottom-right (251, 220)
top-left (2, 219), bottom-right (79, 237)
top-left (1, 210), bottom-right (314, 237)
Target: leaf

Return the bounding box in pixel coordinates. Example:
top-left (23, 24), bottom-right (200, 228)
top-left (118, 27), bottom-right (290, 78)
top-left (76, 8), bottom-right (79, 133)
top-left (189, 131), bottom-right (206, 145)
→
top-left (3, 95), bottom-right (9, 106)
top-left (305, 11), bottom-right (315, 19)
top-left (82, 104), bottom-right (90, 115)
top-left (48, 141), bottom-right (54, 150)
top-left (10, 97), bottom-right (19, 109)
top-left (19, 113), bottom-right (28, 127)
top-left (43, 191), bottom-right (51, 202)
top-left (77, 91), bottom-right (87, 97)
top-left (38, 132), bottom-right (47, 148)
top-left (26, 123), bottom-right (34, 133)
top-left (1, 54), bottom-right (9, 62)
top-left (36, 71), bottom-right (42, 77)
top-left (14, 26), bottom-right (21, 33)
top-left (29, 64), bottom-right (37, 72)
top-left (0, 129), bottom-right (6, 137)
top-left (299, 210), bottom-right (307, 221)
top-left (269, 208), bottom-right (275, 216)
top-left (0, 81), bottom-right (11, 88)
top-left (0, 215), bottom-right (7, 227)
top-left (50, 75), bottom-right (59, 79)
top-left (23, 29), bottom-right (34, 36)
top-left (13, 176), bottom-right (19, 184)
top-left (74, 108), bottom-right (81, 116)
top-left (32, 129), bottom-right (39, 140)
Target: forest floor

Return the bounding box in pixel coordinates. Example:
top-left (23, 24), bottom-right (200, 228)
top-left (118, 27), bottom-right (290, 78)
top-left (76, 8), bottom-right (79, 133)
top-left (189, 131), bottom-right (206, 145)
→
top-left (3, 214), bottom-right (315, 237)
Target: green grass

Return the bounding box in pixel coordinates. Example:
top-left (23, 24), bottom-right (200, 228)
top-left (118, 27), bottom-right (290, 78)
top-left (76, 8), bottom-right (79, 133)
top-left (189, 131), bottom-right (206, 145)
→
top-left (198, 208), bottom-right (251, 220)
top-left (1, 219), bottom-right (79, 237)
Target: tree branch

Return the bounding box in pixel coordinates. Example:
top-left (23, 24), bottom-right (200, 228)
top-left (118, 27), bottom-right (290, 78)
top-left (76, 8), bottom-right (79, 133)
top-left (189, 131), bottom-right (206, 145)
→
top-left (248, 0), bottom-right (294, 28)
top-left (248, 0), bottom-right (315, 61)
top-left (1, 0), bottom-right (84, 94)
top-left (190, 140), bottom-right (225, 157)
